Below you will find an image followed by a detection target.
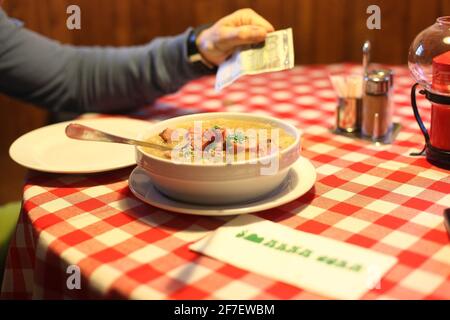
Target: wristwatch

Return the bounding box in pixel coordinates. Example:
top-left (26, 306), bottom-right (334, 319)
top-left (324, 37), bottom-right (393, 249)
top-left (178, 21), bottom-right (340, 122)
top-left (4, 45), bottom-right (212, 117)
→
top-left (187, 24), bottom-right (216, 69)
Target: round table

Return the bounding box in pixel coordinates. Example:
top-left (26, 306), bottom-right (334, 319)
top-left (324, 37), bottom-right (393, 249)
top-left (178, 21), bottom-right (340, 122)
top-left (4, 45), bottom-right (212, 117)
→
top-left (2, 64), bottom-right (449, 299)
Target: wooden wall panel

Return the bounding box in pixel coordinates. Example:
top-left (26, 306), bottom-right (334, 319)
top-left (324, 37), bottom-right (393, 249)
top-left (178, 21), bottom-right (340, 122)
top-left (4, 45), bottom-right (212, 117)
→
top-left (0, 0), bottom-right (449, 203)
top-left (2, 0), bottom-right (448, 62)
top-left (0, 96), bottom-right (47, 204)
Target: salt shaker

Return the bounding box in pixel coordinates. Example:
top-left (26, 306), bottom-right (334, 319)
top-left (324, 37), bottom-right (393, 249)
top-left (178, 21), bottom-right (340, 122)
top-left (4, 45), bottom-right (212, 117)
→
top-left (362, 70), bottom-right (394, 139)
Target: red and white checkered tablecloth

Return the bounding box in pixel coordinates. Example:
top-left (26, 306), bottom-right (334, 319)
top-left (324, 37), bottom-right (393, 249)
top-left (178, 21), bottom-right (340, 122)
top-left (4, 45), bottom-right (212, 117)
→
top-left (1, 64), bottom-right (449, 300)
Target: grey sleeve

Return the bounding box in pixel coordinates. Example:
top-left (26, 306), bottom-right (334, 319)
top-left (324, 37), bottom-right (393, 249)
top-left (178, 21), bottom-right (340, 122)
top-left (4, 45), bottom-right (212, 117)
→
top-left (0, 8), bottom-right (215, 113)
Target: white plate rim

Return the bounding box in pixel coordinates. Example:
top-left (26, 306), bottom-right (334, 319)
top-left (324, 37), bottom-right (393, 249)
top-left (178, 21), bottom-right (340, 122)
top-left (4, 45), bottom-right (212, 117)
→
top-left (9, 117), bottom-right (154, 174)
top-left (128, 157), bottom-right (316, 216)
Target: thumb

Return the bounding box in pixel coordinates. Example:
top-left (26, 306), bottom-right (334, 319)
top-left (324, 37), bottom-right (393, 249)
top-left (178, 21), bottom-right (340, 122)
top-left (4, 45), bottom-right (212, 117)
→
top-left (216, 25), bottom-right (268, 51)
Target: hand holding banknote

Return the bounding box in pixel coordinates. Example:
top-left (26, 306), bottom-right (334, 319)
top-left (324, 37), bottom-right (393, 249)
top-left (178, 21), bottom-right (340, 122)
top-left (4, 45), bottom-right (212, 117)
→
top-left (196, 8), bottom-right (275, 66)
top-left (215, 28), bottom-right (295, 91)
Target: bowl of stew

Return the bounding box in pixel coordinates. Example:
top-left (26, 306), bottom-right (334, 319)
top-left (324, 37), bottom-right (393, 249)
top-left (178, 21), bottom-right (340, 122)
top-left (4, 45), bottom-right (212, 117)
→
top-left (136, 112), bottom-right (301, 205)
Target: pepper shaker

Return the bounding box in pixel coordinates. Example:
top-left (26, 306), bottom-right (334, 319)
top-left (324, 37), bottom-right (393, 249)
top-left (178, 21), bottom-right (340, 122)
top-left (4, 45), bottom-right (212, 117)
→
top-left (362, 70), bottom-right (394, 139)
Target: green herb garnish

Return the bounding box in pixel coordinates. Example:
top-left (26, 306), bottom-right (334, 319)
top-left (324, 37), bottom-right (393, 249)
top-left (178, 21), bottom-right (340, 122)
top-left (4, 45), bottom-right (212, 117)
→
top-left (227, 132), bottom-right (247, 144)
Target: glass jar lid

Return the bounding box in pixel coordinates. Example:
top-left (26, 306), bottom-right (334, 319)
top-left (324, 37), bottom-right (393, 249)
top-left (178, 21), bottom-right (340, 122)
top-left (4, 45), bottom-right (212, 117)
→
top-left (408, 16), bottom-right (450, 95)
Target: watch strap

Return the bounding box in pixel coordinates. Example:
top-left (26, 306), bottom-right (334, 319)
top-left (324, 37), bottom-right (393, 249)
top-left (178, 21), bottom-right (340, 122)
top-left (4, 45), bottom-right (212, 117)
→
top-left (187, 24), bottom-right (215, 69)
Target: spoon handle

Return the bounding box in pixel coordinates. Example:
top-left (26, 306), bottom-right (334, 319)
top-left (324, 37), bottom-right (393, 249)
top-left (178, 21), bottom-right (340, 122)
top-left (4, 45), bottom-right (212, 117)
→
top-left (65, 123), bottom-right (171, 151)
top-left (363, 40), bottom-right (371, 75)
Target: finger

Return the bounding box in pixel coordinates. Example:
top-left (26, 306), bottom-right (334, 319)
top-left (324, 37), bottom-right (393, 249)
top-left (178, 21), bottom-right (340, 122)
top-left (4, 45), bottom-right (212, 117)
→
top-left (216, 25), bottom-right (267, 50)
top-left (231, 8), bottom-right (275, 32)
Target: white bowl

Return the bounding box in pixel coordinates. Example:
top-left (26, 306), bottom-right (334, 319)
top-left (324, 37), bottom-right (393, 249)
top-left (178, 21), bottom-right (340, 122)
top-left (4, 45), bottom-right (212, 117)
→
top-left (136, 112), bottom-right (301, 205)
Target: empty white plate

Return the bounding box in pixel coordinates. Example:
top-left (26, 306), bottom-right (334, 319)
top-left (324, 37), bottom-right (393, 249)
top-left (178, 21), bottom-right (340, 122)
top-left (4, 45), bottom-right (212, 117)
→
top-left (128, 157), bottom-right (316, 216)
top-left (9, 117), bottom-right (155, 174)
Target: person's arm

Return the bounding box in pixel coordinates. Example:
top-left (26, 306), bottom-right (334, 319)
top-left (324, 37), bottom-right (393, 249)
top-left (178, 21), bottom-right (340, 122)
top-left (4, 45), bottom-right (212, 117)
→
top-left (0, 8), bottom-right (274, 113)
top-left (0, 8), bottom-right (216, 113)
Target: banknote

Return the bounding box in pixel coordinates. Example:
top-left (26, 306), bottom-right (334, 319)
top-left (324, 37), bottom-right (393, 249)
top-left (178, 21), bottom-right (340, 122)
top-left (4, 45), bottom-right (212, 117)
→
top-left (215, 28), bottom-right (295, 91)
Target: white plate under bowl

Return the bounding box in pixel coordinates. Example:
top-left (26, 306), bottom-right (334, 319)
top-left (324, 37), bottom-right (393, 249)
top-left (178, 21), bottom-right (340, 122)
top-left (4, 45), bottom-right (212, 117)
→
top-left (128, 157), bottom-right (316, 216)
top-left (9, 117), bottom-right (155, 174)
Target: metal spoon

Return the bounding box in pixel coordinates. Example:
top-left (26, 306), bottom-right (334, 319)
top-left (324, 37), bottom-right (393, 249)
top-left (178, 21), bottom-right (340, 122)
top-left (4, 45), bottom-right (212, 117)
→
top-left (65, 123), bottom-right (172, 151)
top-left (363, 40), bottom-right (371, 75)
